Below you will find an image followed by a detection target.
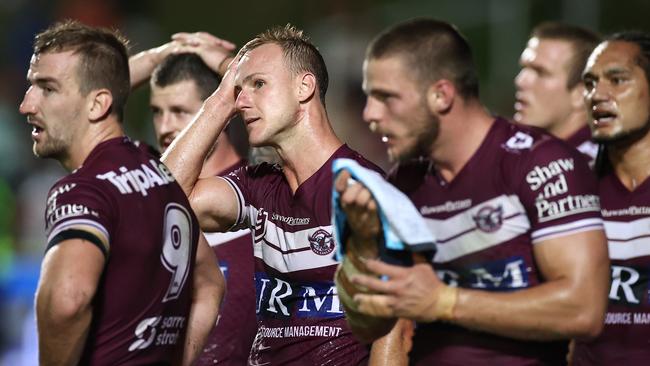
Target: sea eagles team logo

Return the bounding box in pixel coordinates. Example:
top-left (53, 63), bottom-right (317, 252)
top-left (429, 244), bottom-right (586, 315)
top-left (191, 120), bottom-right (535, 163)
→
top-left (254, 209), bottom-right (269, 242)
top-left (308, 229), bottom-right (335, 255)
top-left (473, 205), bottom-right (503, 233)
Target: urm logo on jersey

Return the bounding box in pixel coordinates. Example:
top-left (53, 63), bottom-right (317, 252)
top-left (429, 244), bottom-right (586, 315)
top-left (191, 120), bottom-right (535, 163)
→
top-left (608, 264), bottom-right (649, 306)
top-left (442, 256), bottom-right (530, 290)
top-left (255, 273), bottom-right (343, 319)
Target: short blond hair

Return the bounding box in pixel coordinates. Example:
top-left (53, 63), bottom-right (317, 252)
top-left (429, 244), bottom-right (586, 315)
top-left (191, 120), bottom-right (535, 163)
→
top-left (241, 24), bottom-right (329, 105)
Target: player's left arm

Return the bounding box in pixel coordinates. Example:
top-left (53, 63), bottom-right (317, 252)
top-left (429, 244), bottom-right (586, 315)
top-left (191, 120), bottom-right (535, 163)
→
top-left (450, 228), bottom-right (609, 340)
top-left (35, 238), bottom-right (105, 366)
top-left (368, 318), bottom-right (413, 366)
top-left (181, 233), bottom-right (225, 366)
top-left (353, 228), bottom-right (610, 341)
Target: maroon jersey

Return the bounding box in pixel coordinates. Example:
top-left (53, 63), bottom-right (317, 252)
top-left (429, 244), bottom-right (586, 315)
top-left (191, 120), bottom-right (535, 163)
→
top-left (388, 118), bottom-right (602, 365)
top-left (566, 125), bottom-right (598, 167)
top-left (573, 170), bottom-right (650, 365)
top-left (44, 137), bottom-right (200, 365)
top-left (222, 145), bottom-right (380, 365)
top-left (195, 160), bottom-right (257, 366)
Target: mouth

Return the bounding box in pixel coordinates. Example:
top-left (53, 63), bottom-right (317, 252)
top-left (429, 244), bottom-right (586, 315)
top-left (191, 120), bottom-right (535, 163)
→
top-left (160, 135), bottom-right (177, 151)
top-left (28, 120), bottom-right (44, 139)
top-left (244, 117), bottom-right (260, 125)
top-left (514, 94), bottom-right (528, 112)
top-left (592, 108), bottom-right (617, 126)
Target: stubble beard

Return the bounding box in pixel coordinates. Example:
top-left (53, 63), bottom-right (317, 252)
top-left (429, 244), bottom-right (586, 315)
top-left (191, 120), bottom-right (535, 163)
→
top-left (592, 118), bottom-right (650, 149)
top-left (393, 112), bottom-right (439, 163)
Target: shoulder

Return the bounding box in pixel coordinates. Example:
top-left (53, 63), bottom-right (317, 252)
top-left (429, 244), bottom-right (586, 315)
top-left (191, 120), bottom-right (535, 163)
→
top-left (338, 145), bottom-right (384, 176)
top-left (224, 161), bottom-right (283, 187)
top-left (491, 119), bottom-right (587, 173)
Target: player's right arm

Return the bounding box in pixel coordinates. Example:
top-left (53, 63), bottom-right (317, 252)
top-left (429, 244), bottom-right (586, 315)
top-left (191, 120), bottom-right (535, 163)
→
top-left (161, 58), bottom-right (240, 232)
top-left (35, 238), bottom-right (105, 366)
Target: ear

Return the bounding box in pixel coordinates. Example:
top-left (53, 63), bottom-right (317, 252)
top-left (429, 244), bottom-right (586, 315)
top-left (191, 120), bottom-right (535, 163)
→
top-left (425, 79), bottom-right (455, 114)
top-left (297, 72), bottom-right (316, 103)
top-left (87, 89), bottom-right (113, 121)
top-left (569, 84), bottom-right (585, 111)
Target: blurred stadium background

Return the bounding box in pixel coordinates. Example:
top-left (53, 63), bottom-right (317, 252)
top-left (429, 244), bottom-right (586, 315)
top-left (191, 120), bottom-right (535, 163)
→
top-left (1, 0), bottom-right (648, 363)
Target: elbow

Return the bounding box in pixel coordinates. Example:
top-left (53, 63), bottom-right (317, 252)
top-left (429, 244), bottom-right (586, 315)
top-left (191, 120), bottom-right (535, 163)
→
top-left (36, 286), bottom-right (92, 325)
top-left (570, 311), bottom-right (604, 340)
top-left (565, 289), bottom-right (607, 340)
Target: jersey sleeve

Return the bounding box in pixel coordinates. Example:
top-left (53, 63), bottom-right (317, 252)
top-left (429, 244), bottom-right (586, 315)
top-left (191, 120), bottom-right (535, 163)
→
top-left (221, 163), bottom-right (279, 231)
top-left (514, 139), bottom-right (603, 244)
top-left (44, 178), bottom-right (115, 256)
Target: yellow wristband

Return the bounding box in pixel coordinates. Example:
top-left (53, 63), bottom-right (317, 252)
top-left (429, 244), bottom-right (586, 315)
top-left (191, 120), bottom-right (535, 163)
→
top-left (433, 285), bottom-right (458, 321)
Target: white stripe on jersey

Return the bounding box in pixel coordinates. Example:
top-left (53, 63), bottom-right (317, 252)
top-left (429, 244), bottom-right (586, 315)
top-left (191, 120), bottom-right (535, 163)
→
top-left (531, 218), bottom-right (603, 243)
top-left (222, 176), bottom-right (248, 229)
top-left (204, 229), bottom-right (251, 247)
top-left (247, 205), bottom-right (338, 273)
top-left (605, 217), bottom-right (650, 260)
top-left (430, 194), bottom-right (530, 263)
top-left (428, 195), bottom-right (602, 263)
top-left (47, 218), bottom-right (110, 244)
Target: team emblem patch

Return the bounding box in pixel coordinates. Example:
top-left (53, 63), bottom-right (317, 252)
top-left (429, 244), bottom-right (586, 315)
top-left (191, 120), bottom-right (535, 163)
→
top-left (308, 229), bottom-right (335, 255)
top-left (473, 205), bottom-right (503, 233)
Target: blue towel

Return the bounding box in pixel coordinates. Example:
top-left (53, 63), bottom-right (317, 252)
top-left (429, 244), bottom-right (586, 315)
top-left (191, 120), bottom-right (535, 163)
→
top-left (332, 158), bottom-right (437, 263)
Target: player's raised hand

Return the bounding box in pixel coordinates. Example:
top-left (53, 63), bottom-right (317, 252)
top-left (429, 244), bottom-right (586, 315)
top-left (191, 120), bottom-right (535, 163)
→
top-left (335, 170), bottom-right (381, 259)
top-left (172, 32), bottom-right (236, 76)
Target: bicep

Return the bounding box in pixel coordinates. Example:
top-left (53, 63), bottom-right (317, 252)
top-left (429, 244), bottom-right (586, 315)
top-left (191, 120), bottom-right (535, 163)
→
top-left (37, 238), bottom-right (105, 315)
top-left (189, 177), bottom-right (241, 232)
top-left (533, 229), bottom-right (609, 288)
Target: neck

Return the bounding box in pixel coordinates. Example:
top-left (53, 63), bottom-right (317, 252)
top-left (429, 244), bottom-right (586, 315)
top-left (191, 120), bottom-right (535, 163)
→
top-left (62, 117), bottom-right (124, 172)
top-left (608, 127), bottom-right (650, 190)
top-left (430, 98), bottom-right (494, 182)
top-left (198, 134), bottom-right (242, 178)
top-left (275, 103), bottom-right (343, 193)
top-left (550, 110), bottom-right (588, 140)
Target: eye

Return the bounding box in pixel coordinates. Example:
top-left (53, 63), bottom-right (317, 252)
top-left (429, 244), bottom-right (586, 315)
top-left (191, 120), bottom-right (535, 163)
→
top-left (611, 76), bottom-right (625, 86)
top-left (254, 79), bottom-right (265, 89)
top-left (583, 78), bottom-right (596, 92)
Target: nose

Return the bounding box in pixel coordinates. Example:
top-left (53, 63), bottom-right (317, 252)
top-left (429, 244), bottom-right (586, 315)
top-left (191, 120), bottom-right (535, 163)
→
top-left (585, 80), bottom-right (610, 107)
top-left (235, 88), bottom-right (250, 111)
top-left (153, 111), bottom-right (175, 143)
top-left (19, 86), bottom-right (36, 116)
top-left (514, 68), bottom-right (531, 90)
top-left (362, 97), bottom-right (382, 127)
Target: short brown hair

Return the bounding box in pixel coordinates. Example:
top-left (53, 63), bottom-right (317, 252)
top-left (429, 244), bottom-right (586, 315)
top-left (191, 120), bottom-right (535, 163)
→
top-left (240, 24), bottom-right (329, 105)
top-left (531, 22), bottom-right (601, 90)
top-left (367, 18), bottom-right (479, 100)
top-left (33, 20), bottom-right (131, 121)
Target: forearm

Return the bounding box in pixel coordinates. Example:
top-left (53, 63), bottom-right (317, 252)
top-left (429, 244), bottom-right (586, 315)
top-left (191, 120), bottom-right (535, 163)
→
top-left (129, 48), bottom-right (165, 89)
top-left (181, 283), bottom-right (223, 366)
top-left (37, 293), bottom-right (93, 365)
top-left (368, 318), bottom-right (413, 366)
top-left (337, 256), bottom-right (395, 343)
top-left (182, 235), bottom-right (225, 365)
top-left (451, 278), bottom-right (606, 341)
top-left (161, 95), bottom-right (234, 196)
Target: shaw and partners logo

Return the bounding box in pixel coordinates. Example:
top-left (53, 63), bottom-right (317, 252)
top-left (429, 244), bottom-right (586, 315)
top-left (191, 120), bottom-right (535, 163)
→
top-left (308, 229), bottom-right (335, 256)
top-left (255, 273), bottom-right (343, 319)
